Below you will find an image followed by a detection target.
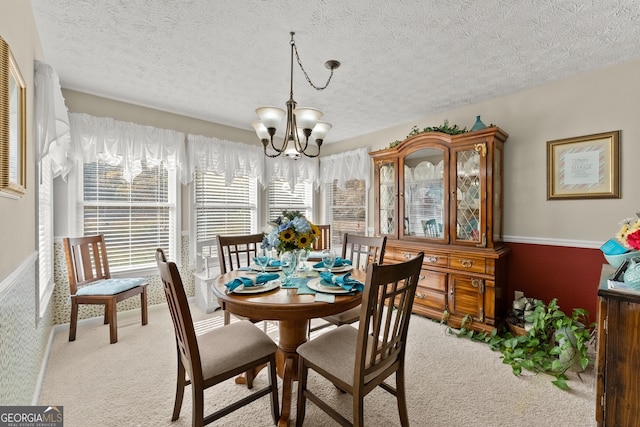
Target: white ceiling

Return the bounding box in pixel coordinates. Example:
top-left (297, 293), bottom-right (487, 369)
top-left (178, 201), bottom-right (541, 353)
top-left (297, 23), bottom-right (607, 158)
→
top-left (30, 0), bottom-right (640, 143)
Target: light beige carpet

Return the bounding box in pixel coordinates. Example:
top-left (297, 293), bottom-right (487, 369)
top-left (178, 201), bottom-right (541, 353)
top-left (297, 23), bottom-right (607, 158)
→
top-left (38, 303), bottom-right (597, 426)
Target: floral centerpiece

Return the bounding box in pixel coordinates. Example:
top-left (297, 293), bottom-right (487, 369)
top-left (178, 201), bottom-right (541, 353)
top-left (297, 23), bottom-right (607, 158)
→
top-left (262, 210), bottom-right (320, 253)
top-left (601, 211), bottom-right (640, 267)
top-left (616, 212), bottom-right (640, 250)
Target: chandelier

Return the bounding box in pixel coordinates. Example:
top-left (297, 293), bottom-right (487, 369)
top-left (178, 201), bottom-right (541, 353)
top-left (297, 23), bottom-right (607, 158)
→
top-left (252, 32), bottom-right (340, 159)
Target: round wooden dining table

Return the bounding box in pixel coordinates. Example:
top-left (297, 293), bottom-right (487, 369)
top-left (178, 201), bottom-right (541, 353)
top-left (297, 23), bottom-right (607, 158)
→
top-left (212, 267), bottom-right (365, 427)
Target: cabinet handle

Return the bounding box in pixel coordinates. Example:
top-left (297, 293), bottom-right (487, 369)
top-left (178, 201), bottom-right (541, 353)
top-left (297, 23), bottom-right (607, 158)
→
top-left (426, 256), bottom-right (438, 263)
top-left (419, 275), bottom-right (426, 281)
top-left (416, 292), bottom-right (425, 299)
top-left (460, 259), bottom-right (474, 268)
top-left (402, 252), bottom-right (413, 259)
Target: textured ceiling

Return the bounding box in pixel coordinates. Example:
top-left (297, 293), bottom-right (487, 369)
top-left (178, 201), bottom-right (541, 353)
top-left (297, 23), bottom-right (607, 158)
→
top-left (31, 0), bottom-right (640, 143)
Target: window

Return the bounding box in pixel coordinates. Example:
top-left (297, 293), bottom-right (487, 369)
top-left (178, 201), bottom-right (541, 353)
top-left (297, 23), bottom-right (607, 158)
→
top-left (81, 160), bottom-right (177, 272)
top-left (326, 179), bottom-right (367, 247)
top-left (193, 171), bottom-right (258, 242)
top-left (38, 155), bottom-right (54, 318)
top-left (267, 179), bottom-right (313, 222)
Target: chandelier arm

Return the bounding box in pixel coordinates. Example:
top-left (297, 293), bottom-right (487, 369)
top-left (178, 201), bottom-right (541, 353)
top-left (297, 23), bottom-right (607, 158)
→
top-left (292, 39), bottom-right (337, 91)
top-left (298, 143), bottom-right (320, 158)
top-left (261, 139), bottom-right (284, 158)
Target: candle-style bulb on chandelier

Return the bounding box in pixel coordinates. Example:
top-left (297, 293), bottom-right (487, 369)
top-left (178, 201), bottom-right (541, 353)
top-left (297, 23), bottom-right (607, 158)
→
top-left (253, 32), bottom-right (340, 159)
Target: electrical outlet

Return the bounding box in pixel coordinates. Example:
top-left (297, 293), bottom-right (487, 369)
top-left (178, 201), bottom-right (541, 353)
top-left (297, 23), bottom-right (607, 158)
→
top-left (514, 290), bottom-right (524, 301)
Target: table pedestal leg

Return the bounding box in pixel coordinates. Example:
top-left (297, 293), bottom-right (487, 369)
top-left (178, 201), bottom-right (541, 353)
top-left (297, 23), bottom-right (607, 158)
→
top-left (276, 319), bottom-right (308, 427)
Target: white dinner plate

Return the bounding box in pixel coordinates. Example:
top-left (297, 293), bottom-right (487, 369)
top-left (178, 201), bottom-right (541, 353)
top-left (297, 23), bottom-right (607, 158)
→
top-left (311, 264), bottom-right (354, 273)
top-left (307, 278), bottom-right (351, 294)
top-left (231, 280), bottom-right (281, 294)
top-left (249, 264), bottom-right (281, 272)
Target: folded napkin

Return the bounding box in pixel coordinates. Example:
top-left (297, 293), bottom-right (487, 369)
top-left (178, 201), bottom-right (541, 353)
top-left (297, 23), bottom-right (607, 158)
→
top-left (253, 257), bottom-right (281, 267)
top-left (319, 272), bottom-right (363, 292)
top-left (225, 273), bottom-right (279, 292)
top-left (313, 257), bottom-right (352, 269)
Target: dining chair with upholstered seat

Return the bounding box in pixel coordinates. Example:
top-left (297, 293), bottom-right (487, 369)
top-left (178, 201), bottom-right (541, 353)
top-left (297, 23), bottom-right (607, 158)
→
top-left (216, 233), bottom-right (265, 325)
top-left (296, 252), bottom-right (424, 427)
top-left (309, 233), bottom-right (387, 334)
top-left (155, 249), bottom-right (279, 427)
top-left (62, 234), bottom-right (148, 344)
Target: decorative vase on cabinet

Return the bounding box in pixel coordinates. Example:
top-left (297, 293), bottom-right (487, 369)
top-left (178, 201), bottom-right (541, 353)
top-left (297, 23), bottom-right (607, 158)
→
top-left (370, 126), bottom-right (510, 332)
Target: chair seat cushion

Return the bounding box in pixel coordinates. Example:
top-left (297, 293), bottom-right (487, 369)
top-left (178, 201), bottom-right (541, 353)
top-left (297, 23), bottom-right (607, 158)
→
top-left (324, 305), bottom-right (361, 325)
top-left (75, 277), bottom-right (147, 296)
top-left (298, 324), bottom-right (396, 385)
top-left (198, 320), bottom-right (277, 380)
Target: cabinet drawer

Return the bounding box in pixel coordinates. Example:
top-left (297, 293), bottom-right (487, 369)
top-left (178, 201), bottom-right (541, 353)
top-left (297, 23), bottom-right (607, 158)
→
top-left (414, 286), bottom-right (446, 311)
top-left (449, 255), bottom-right (485, 274)
top-left (391, 248), bottom-right (447, 267)
top-left (422, 253), bottom-right (448, 267)
top-left (419, 270), bottom-right (446, 292)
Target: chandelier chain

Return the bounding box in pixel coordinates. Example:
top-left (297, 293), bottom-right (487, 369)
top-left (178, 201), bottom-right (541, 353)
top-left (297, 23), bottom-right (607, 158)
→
top-left (293, 42), bottom-right (335, 91)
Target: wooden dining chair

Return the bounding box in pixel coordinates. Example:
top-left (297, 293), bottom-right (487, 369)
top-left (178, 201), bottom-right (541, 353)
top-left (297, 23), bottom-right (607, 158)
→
top-left (216, 233), bottom-right (265, 325)
top-left (155, 249), bottom-right (279, 427)
top-left (310, 233), bottom-right (387, 333)
top-left (62, 234), bottom-right (148, 344)
top-left (312, 225), bottom-right (331, 251)
top-left (296, 252), bottom-right (424, 427)
top-left (422, 219), bottom-right (440, 237)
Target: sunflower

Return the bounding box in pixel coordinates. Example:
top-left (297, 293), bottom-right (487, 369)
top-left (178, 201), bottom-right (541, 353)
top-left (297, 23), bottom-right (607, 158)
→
top-left (280, 228), bottom-right (296, 243)
top-left (297, 234), bottom-right (312, 248)
top-left (310, 224), bottom-right (320, 238)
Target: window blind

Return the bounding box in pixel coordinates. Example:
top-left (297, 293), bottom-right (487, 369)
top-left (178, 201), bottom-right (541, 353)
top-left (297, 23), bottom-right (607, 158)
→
top-left (326, 179), bottom-right (367, 247)
top-left (82, 160), bottom-right (175, 271)
top-left (38, 155), bottom-right (53, 315)
top-left (267, 179), bottom-right (313, 222)
top-left (194, 172), bottom-right (257, 242)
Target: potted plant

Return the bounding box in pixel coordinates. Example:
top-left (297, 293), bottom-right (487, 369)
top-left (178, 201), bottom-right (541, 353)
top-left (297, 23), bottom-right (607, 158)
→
top-left (450, 298), bottom-right (594, 390)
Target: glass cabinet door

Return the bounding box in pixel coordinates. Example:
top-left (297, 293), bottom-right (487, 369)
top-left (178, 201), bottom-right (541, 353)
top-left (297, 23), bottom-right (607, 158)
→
top-left (378, 161), bottom-right (396, 236)
top-left (402, 147), bottom-right (445, 240)
top-left (453, 147), bottom-right (482, 245)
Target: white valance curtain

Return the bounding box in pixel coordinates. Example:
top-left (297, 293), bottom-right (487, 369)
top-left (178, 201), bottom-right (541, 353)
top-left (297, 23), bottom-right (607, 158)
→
top-left (187, 134), bottom-right (319, 190)
top-left (319, 147), bottom-right (371, 189)
top-left (34, 60), bottom-right (72, 178)
top-left (187, 134), bottom-right (265, 186)
top-left (266, 155), bottom-right (319, 190)
top-left (69, 113), bottom-right (188, 183)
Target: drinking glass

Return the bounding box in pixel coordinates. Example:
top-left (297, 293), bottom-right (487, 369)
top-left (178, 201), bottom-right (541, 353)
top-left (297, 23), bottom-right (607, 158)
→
top-left (280, 252), bottom-right (296, 285)
top-left (256, 248), bottom-right (270, 274)
top-left (298, 248), bottom-right (310, 277)
top-left (321, 248), bottom-right (336, 273)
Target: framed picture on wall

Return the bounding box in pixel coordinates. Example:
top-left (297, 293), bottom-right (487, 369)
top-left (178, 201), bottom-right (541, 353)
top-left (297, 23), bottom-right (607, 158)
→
top-left (547, 130), bottom-right (620, 200)
top-left (0, 36), bottom-right (27, 197)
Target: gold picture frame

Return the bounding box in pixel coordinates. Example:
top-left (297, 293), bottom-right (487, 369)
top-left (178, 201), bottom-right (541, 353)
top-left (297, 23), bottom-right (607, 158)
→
top-left (547, 130), bottom-right (620, 200)
top-left (0, 36), bottom-right (27, 196)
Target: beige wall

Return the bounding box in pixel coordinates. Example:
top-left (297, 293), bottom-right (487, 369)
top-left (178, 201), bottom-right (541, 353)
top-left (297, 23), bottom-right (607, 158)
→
top-left (323, 59), bottom-right (640, 246)
top-left (0, 1), bottom-right (43, 280)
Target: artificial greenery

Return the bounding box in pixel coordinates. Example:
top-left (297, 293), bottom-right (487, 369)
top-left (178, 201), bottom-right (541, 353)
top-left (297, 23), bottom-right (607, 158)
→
top-left (446, 298), bottom-right (594, 390)
top-left (389, 120), bottom-right (468, 148)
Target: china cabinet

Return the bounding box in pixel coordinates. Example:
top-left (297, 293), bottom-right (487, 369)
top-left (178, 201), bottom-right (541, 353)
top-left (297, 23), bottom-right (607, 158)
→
top-left (370, 126), bottom-right (510, 332)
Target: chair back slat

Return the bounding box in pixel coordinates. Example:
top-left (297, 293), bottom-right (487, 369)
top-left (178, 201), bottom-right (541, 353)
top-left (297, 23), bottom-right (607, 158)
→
top-left (313, 225), bottom-right (331, 250)
top-left (342, 233), bottom-right (387, 270)
top-left (216, 233), bottom-right (264, 274)
top-left (155, 249), bottom-right (203, 386)
top-left (355, 252), bottom-right (423, 386)
top-left (63, 234), bottom-right (111, 294)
